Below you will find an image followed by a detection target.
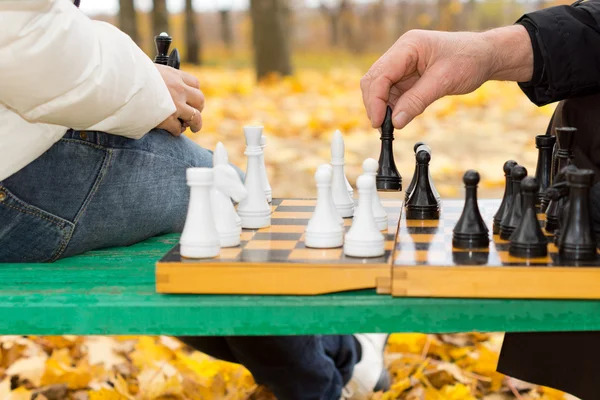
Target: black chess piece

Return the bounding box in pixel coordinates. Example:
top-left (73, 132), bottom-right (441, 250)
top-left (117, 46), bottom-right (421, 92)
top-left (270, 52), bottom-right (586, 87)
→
top-left (452, 170), bottom-right (489, 249)
top-left (154, 32), bottom-right (173, 65)
top-left (499, 165), bottom-right (528, 240)
top-left (509, 177), bottom-right (548, 258)
top-left (551, 127), bottom-right (576, 183)
top-left (544, 166), bottom-right (572, 233)
top-left (559, 168), bottom-right (597, 261)
top-left (376, 106), bottom-right (402, 191)
top-left (405, 150), bottom-right (439, 219)
top-left (405, 141), bottom-right (426, 202)
top-left (534, 135), bottom-right (556, 211)
top-left (552, 165), bottom-right (578, 245)
top-left (405, 144), bottom-right (440, 205)
top-left (493, 160), bottom-right (518, 234)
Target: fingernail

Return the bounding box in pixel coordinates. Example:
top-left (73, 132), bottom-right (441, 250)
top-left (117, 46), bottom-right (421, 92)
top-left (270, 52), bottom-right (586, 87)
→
top-left (393, 111), bottom-right (410, 129)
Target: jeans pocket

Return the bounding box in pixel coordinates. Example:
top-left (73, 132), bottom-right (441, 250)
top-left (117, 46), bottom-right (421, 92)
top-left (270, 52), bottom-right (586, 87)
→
top-left (0, 186), bottom-right (74, 263)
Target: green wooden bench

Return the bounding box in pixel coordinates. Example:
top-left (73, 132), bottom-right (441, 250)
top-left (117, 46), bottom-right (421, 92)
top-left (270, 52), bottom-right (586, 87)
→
top-left (2, 233), bottom-right (600, 336)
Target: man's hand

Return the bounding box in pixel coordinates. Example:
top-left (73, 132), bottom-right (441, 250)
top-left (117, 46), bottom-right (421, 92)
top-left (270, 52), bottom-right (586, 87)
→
top-left (155, 64), bottom-right (205, 136)
top-left (360, 25), bottom-right (534, 130)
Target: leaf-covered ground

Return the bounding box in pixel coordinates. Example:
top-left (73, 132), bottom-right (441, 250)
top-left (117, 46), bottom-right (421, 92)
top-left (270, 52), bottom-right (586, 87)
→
top-left (1, 67), bottom-right (570, 399)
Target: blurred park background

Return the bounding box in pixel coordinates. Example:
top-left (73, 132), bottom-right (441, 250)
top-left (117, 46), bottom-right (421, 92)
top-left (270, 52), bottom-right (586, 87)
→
top-left (0, 2), bottom-right (576, 400)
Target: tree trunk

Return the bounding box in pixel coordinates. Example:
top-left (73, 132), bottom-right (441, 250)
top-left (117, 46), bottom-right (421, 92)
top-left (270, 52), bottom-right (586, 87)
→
top-left (185, 0), bottom-right (201, 64)
top-left (152, 0), bottom-right (169, 37)
top-left (118, 0), bottom-right (139, 44)
top-left (220, 9), bottom-right (234, 49)
top-left (249, 0), bottom-right (293, 80)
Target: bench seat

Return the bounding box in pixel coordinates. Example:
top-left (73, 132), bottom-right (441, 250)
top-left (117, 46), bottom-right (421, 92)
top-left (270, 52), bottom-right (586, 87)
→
top-left (1, 234), bottom-right (599, 335)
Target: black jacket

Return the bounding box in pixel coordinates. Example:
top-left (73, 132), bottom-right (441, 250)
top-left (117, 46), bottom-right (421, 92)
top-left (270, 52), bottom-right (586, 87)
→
top-left (516, 0), bottom-right (600, 106)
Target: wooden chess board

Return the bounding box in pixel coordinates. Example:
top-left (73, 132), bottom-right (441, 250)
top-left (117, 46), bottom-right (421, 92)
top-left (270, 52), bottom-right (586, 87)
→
top-left (155, 197), bottom-right (403, 295)
top-left (384, 199), bottom-right (600, 300)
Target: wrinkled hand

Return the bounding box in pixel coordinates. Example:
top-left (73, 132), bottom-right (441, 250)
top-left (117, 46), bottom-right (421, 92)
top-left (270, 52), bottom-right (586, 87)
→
top-left (155, 64), bottom-right (205, 136)
top-left (360, 26), bottom-right (533, 130)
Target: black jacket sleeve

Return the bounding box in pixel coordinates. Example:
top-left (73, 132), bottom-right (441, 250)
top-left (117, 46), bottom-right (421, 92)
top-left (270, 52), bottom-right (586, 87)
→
top-left (515, 0), bottom-right (600, 106)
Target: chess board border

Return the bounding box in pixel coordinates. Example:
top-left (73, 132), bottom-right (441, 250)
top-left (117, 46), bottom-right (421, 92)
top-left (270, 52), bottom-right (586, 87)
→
top-left (155, 197), bottom-right (403, 295)
top-left (391, 199), bottom-right (600, 300)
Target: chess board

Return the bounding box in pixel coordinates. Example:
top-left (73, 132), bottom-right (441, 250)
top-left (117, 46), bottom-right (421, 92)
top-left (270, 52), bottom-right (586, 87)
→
top-left (155, 197), bottom-right (403, 295)
top-left (385, 199), bottom-right (600, 300)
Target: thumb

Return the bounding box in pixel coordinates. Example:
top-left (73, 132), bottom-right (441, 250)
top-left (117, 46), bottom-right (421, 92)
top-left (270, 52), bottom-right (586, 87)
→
top-left (392, 74), bottom-right (442, 129)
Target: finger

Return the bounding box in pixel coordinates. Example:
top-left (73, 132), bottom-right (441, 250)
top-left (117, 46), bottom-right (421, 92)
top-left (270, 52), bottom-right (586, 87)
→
top-left (185, 86), bottom-right (205, 113)
top-left (179, 70), bottom-right (200, 89)
top-left (368, 52), bottom-right (418, 128)
top-left (162, 116), bottom-right (183, 137)
top-left (180, 105), bottom-right (202, 133)
top-left (391, 73), bottom-right (441, 129)
top-left (360, 73), bottom-right (372, 122)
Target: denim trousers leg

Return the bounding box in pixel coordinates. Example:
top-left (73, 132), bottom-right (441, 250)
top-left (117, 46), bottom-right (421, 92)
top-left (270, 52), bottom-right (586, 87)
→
top-left (178, 335), bottom-right (359, 400)
top-left (0, 128), bottom-right (358, 399)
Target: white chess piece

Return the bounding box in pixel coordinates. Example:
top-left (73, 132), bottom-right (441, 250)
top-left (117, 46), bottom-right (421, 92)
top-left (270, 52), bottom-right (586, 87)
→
top-left (305, 165), bottom-right (344, 248)
top-left (344, 174), bottom-right (385, 258)
top-left (180, 168), bottom-right (221, 259)
top-left (321, 164), bottom-right (344, 228)
top-left (331, 130), bottom-right (354, 217)
top-left (237, 126), bottom-right (272, 228)
top-left (260, 135), bottom-right (273, 203)
top-left (358, 158), bottom-right (388, 231)
top-left (345, 176), bottom-right (353, 199)
top-left (213, 142), bottom-right (243, 230)
top-left (212, 164), bottom-right (248, 248)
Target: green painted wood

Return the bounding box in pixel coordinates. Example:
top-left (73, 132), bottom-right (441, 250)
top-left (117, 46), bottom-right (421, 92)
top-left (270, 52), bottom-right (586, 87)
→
top-left (1, 233), bottom-right (600, 335)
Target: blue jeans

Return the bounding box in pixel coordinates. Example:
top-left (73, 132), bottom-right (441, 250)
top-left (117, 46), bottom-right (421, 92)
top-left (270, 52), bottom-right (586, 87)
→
top-left (0, 129), bottom-right (358, 399)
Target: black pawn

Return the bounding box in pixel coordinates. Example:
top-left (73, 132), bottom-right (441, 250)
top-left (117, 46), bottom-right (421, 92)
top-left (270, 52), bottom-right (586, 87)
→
top-left (405, 141), bottom-right (426, 202)
top-left (452, 170), bottom-right (489, 249)
top-left (499, 165), bottom-right (528, 240)
top-left (508, 177), bottom-right (548, 258)
top-left (405, 150), bottom-right (439, 219)
top-left (376, 106), bottom-right (402, 191)
top-left (154, 32), bottom-right (172, 65)
top-left (551, 127), bottom-right (576, 183)
top-left (559, 169), bottom-right (597, 261)
top-left (544, 166), bottom-right (572, 233)
top-left (493, 160), bottom-right (518, 234)
top-left (552, 165), bottom-right (578, 245)
top-left (405, 144), bottom-right (440, 204)
top-left (534, 135), bottom-right (556, 211)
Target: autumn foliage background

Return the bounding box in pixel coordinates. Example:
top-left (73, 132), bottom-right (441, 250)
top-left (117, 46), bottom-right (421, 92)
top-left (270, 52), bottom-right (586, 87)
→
top-left (0, 1), bottom-right (579, 399)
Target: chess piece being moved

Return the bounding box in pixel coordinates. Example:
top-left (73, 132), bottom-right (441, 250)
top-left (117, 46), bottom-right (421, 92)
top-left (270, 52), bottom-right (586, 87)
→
top-left (499, 165), bottom-right (527, 240)
top-left (344, 174), bottom-right (385, 257)
top-left (180, 168), bottom-right (220, 258)
top-left (509, 177), bottom-right (548, 258)
top-left (305, 165), bottom-right (344, 249)
top-left (534, 135), bottom-right (556, 211)
top-left (259, 135), bottom-right (272, 204)
top-left (331, 130), bottom-right (354, 217)
top-left (559, 168), bottom-right (597, 261)
top-left (237, 126), bottom-right (272, 228)
top-left (376, 106), bottom-right (402, 191)
top-left (360, 158), bottom-right (388, 231)
top-left (212, 143), bottom-right (248, 247)
top-left (405, 150), bottom-right (440, 220)
top-left (493, 160), bottom-right (518, 234)
top-left (452, 170), bottom-right (489, 249)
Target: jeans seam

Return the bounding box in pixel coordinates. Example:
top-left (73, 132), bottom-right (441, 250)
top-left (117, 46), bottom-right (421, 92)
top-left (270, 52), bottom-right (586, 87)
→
top-left (71, 149), bottom-right (113, 225)
top-left (0, 193), bottom-right (74, 263)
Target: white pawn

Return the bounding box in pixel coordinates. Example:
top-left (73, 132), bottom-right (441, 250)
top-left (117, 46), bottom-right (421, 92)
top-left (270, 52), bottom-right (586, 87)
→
top-left (212, 144), bottom-right (248, 247)
top-left (237, 126), bottom-right (272, 228)
top-left (180, 168), bottom-right (221, 259)
top-left (305, 165), bottom-right (344, 248)
top-left (260, 135), bottom-right (273, 204)
top-left (321, 164), bottom-right (344, 228)
top-left (344, 174), bottom-right (385, 258)
top-left (331, 130), bottom-right (354, 218)
top-left (358, 158), bottom-right (388, 231)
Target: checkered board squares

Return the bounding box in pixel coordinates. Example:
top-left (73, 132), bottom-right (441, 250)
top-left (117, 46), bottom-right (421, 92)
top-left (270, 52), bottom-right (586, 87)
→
top-left (156, 198), bottom-right (403, 295)
top-left (391, 199), bottom-right (600, 300)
